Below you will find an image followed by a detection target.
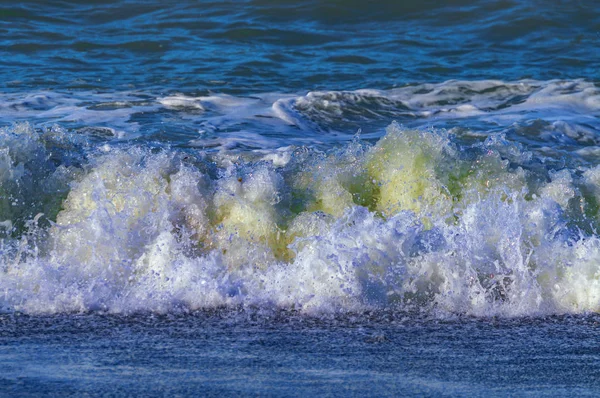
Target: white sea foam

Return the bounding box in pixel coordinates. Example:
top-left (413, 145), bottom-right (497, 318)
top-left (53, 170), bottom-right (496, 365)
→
top-left (1, 120), bottom-right (600, 316)
top-left (0, 91), bottom-right (159, 138)
top-left (2, 79), bottom-right (599, 155)
top-left (1, 80), bottom-right (599, 316)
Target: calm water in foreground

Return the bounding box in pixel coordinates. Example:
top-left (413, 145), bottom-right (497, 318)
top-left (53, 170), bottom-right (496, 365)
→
top-left (2, 312), bottom-right (600, 396)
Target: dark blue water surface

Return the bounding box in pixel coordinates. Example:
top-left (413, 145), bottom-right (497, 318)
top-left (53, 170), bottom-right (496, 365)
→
top-left (2, 1), bottom-right (600, 397)
top-left (1, 0), bottom-right (599, 94)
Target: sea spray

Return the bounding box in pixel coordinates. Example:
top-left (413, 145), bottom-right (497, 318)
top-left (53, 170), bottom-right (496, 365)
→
top-left (1, 122), bottom-right (600, 316)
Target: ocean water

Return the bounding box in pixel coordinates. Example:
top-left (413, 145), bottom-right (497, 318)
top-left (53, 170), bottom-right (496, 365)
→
top-left (1, 1), bottom-right (600, 396)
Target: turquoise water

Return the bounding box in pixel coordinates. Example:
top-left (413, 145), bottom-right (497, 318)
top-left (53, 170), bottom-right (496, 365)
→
top-left (1, 1), bottom-right (600, 396)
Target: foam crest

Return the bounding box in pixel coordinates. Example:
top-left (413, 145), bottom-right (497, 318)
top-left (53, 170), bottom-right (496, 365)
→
top-left (2, 122), bottom-right (600, 316)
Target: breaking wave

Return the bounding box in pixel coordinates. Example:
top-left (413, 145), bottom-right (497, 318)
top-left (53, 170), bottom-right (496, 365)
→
top-left (1, 119), bottom-right (600, 317)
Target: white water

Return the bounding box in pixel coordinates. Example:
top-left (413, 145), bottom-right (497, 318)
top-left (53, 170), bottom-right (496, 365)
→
top-left (1, 113), bottom-right (600, 316)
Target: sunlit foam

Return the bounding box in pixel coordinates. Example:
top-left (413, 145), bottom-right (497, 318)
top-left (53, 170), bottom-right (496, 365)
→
top-left (1, 121), bottom-right (600, 316)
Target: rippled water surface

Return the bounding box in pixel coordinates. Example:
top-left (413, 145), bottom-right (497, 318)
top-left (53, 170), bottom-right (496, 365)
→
top-left (2, 0), bottom-right (599, 93)
top-left (3, 312), bottom-right (600, 397)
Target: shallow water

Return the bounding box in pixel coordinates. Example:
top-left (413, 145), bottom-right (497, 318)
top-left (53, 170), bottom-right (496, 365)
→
top-left (2, 312), bottom-right (600, 397)
top-left (2, 0), bottom-right (600, 395)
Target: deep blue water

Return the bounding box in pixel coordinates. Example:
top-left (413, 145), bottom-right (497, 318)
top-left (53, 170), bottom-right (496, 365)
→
top-left (2, 0), bottom-right (599, 93)
top-left (1, 1), bottom-right (600, 396)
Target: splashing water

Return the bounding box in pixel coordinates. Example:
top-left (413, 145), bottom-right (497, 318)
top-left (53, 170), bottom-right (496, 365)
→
top-left (1, 118), bottom-right (600, 317)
